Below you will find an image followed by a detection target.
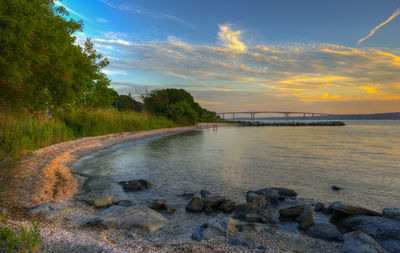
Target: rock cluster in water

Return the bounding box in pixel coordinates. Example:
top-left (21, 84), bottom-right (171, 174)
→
top-left (240, 121), bottom-right (346, 126)
top-left (29, 178), bottom-right (400, 252)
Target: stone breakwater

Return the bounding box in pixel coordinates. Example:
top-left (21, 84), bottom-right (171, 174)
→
top-left (240, 121), bottom-right (346, 126)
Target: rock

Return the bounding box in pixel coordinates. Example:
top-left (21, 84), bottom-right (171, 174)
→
top-left (382, 208), bottom-right (400, 221)
top-left (29, 203), bottom-right (67, 219)
top-left (342, 230), bottom-right (387, 253)
top-left (305, 223), bottom-right (343, 242)
top-left (245, 214), bottom-right (264, 223)
top-left (84, 197), bottom-right (114, 208)
top-left (271, 187), bottom-right (297, 197)
top-left (116, 200), bottom-right (134, 207)
top-left (342, 215), bottom-right (400, 242)
top-left (233, 203), bottom-right (261, 220)
top-left (279, 203), bottom-right (306, 221)
top-left (200, 189), bottom-right (211, 197)
top-left (236, 222), bottom-right (257, 232)
top-left (297, 204), bottom-right (315, 230)
top-left (251, 188), bottom-right (279, 204)
top-left (186, 197), bottom-right (204, 212)
top-left (178, 193), bottom-right (195, 200)
top-left (94, 206), bottom-right (167, 233)
top-left (218, 200), bottom-right (236, 213)
top-left (331, 185), bottom-right (342, 191)
top-left (228, 233), bottom-right (256, 249)
top-left (118, 179), bottom-right (152, 192)
top-left (191, 217), bottom-right (237, 241)
top-left (329, 202), bottom-right (381, 217)
top-left (246, 192), bottom-right (267, 208)
top-left (203, 196), bottom-right (226, 211)
top-left (262, 208), bottom-right (278, 224)
top-left (165, 207), bottom-right (176, 214)
top-left (380, 240), bottom-right (400, 253)
top-left (149, 199), bottom-right (166, 211)
top-left (314, 202), bottom-right (325, 212)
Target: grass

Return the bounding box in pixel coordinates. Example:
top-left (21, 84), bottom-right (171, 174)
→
top-left (0, 108), bottom-right (177, 182)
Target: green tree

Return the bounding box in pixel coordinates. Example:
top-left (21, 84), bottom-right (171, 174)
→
top-left (0, 0), bottom-right (113, 110)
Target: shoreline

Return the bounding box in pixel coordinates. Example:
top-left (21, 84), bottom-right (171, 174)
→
top-left (2, 126), bottom-right (196, 211)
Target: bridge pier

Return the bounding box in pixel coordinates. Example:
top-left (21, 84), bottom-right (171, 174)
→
top-left (251, 113), bottom-right (255, 121)
top-left (284, 112), bottom-right (289, 121)
top-left (233, 113), bottom-right (235, 120)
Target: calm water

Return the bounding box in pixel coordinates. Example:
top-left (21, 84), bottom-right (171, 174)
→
top-left (74, 120), bottom-right (400, 212)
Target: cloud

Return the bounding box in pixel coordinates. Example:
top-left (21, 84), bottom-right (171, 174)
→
top-left (54, 1), bottom-right (91, 22)
top-left (99, 0), bottom-right (196, 29)
top-left (96, 17), bottom-right (109, 23)
top-left (358, 7), bottom-right (400, 45)
top-left (89, 25), bottom-right (400, 112)
top-left (218, 25), bottom-right (247, 52)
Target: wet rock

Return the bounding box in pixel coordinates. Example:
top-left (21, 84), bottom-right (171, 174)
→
top-left (297, 204), bottom-right (315, 230)
top-left (228, 233), bottom-right (256, 249)
top-left (200, 189), bottom-right (211, 197)
top-left (84, 197), bottom-right (114, 208)
top-left (149, 199), bottom-right (167, 211)
top-left (233, 203), bottom-right (261, 220)
top-left (251, 188), bottom-right (279, 204)
top-left (178, 193), bottom-right (195, 200)
top-left (279, 203), bottom-right (306, 221)
top-left (246, 192), bottom-right (267, 208)
top-left (305, 223), bottom-right (343, 242)
top-left (186, 197), bottom-right (204, 212)
top-left (191, 217), bottom-right (237, 241)
top-left (165, 207), bottom-right (176, 214)
top-left (331, 185), bottom-right (342, 191)
top-left (342, 215), bottom-right (400, 242)
top-left (342, 231), bottom-right (387, 253)
top-left (382, 208), bottom-right (400, 221)
top-left (203, 196), bottom-right (226, 210)
top-left (271, 187), bottom-right (297, 197)
top-left (314, 202), bottom-right (325, 212)
top-left (29, 203), bottom-right (67, 219)
top-left (218, 200), bottom-right (236, 213)
top-left (93, 206), bottom-right (167, 233)
top-left (380, 240), bottom-right (400, 253)
top-left (115, 200), bottom-right (133, 207)
top-left (329, 202), bottom-right (381, 217)
top-left (118, 179), bottom-right (152, 192)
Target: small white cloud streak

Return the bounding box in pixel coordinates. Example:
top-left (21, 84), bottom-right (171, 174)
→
top-left (358, 7), bottom-right (400, 45)
top-left (54, 1), bottom-right (91, 22)
top-left (96, 17), bottom-right (109, 23)
top-left (99, 0), bottom-right (196, 29)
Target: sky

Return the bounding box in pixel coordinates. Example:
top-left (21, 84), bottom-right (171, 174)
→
top-left (56, 0), bottom-right (400, 114)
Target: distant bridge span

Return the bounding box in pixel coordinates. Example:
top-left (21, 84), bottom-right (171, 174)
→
top-left (216, 111), bottom-right (336, 120)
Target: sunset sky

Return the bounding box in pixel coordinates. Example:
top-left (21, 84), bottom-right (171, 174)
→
top-left (57, 0), bottom-right (400, 114)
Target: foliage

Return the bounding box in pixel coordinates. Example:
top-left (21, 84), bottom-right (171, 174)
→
top-left (143, 88), bottom-right (220, 125)
top-left (113, 93), bottom-right (143, 112)
top-left (0, 0), bottom-right (114, 110)
top-left (0, 219), bottom-right (42, 253)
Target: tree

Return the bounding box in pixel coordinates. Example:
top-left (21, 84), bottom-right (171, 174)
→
top-left (0, 0), bottom-right (114, 110)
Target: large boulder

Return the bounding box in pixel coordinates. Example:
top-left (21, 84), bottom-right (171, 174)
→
top-left (342, 231), bottom-right (387, 253)
top-left (203, 196), bottom-right (226, 212)
top-left (305, 223), bottom-right (343, 242)
top-left (191, 218), bottom-right (237, 241)
top-left (271, 187), bottom-right (297, 197)
top-left (246, 192), bottom-right (267, 208)
top-left (29, 202), bottom-right (67, 220)
top-left (382, 208), bottom-right (400, 221)
top-left (342, 215), bottom-right (400, 242)
top-left (218, 200), bottom-right (236, 213)
top-left (297, 204), bottom-right (315, 230)
top-left (186, 197), bottom-right (204, 212)
top-left (233, 203), bottom-right (261, 220)
top-left (118, 179), bottom-right (152, 192)
top-left (279, 203), bottom-right (306, 221)
top-left (93, 206), bottom-right (167, 233)
top-left (251, 188), bottom-right (279, 204)
top-left (329, 202), bottom-right (381, 217)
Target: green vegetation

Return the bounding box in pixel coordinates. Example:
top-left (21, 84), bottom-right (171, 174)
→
top-left (0, 215), bottom-right (42, 253)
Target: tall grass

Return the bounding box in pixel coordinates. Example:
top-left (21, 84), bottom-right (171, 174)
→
top-left (0, 108), bottom-right (177, 180)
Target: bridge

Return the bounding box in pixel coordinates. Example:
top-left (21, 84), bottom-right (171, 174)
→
top-left (216, 111), bottom-right (334, 120)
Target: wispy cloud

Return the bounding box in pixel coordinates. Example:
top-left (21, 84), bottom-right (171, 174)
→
top-left (96, 17), bottom-right (109, 23)
top-left (90, 25), bottom-right (400, 112)
top-left (358, 7), bottom-right (400, 45)
top-left (99, 0), bottom-right (196, 29)
top-left (54, 1), bottom-right (91, 22)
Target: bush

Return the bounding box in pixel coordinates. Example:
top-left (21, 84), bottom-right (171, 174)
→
top-left (0, 219), bottom-right (42, 252)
